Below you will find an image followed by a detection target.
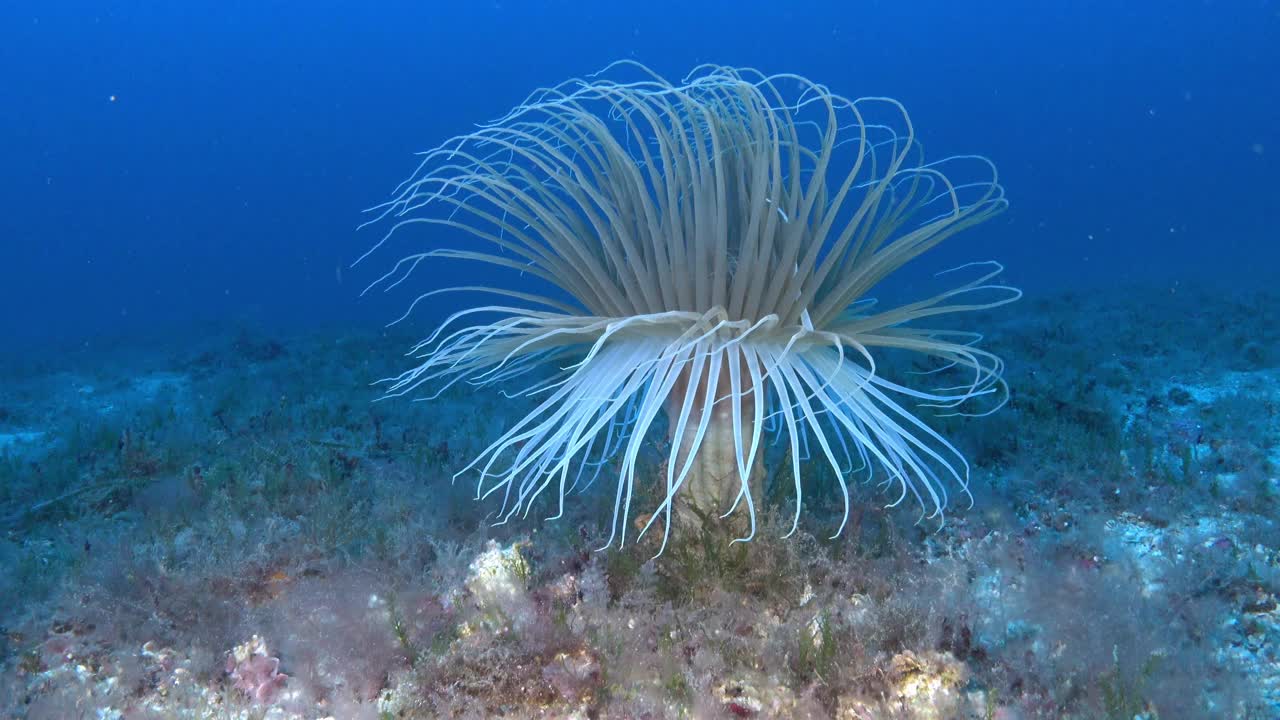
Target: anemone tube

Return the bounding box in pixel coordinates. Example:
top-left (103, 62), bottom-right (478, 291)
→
top-left (358, 62), bottom-right (1019, 557)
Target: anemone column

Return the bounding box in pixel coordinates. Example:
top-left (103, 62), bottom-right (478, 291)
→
top-left (665, 348), bottom-right (764, 539)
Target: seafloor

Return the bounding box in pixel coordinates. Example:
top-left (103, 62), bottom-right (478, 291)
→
top-left (1, 283), bottom-right (1276, 719)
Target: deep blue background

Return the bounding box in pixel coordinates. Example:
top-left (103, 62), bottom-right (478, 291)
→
top-left (3, 1), bottom-right (1277, 351)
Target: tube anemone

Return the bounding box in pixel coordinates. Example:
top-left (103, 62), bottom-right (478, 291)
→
top-left (357, 62), bottom-right (1019, 556)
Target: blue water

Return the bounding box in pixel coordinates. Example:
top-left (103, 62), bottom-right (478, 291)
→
top-left (3, 1), bottom-right (1276, 349)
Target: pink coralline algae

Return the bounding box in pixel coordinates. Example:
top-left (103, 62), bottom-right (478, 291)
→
top-left (225, 635), bottom-right (288, 704)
